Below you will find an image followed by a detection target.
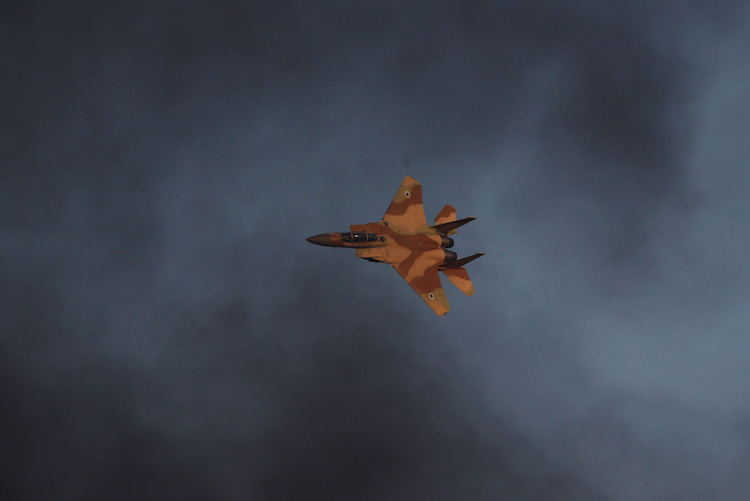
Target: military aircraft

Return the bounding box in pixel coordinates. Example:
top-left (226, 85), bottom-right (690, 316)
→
top-left (306, 176), bottom-right (483, 316)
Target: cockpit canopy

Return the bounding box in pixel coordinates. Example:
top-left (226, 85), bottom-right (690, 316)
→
top-left (340, 232), bottom-right (381, 243)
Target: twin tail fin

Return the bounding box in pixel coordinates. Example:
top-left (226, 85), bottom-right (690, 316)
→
top-left (433, 205), bottom-right (482, 296)
top-left (439, 253), bottom-right (484, 296)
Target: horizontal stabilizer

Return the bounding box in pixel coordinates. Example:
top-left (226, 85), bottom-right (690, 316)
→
top-left (430, 217), bottom-right (476, 235)
top-left (434, 205), bottom-right (456, 225)
top-left (439, 253), bottom-right (484, 270)
top-left (441, 267), bottom-right (475, 296)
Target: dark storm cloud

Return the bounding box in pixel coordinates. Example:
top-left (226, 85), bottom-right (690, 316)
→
top-left (4, 1), bottom-right (750, 499)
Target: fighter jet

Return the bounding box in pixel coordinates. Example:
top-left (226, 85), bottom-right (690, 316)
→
top-left (306, 176), bottom-right (483, 316)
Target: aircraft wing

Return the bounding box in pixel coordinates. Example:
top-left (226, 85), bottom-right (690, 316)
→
top-left (383, 176), bottom-right (427, 232)
top-left (394, 260), bottom-right (450, 316)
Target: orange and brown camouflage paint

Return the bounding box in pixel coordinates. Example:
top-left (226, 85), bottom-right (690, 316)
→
top-left (306, 176), bottom-right (483, 316)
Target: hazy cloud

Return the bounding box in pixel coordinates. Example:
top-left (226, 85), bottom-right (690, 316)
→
top-left (4, 1), bottom-right (750, 499)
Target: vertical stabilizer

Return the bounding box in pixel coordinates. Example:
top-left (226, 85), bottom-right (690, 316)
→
top-left (430, 217), bottom-right (476, 235)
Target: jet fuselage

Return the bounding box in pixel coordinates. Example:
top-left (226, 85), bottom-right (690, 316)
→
top-left (305, 176), bottom-right (483, 315)
top-left (306, 225), bottom-right (458, 266)
top-left (306, 231), bottom-right (385, 248)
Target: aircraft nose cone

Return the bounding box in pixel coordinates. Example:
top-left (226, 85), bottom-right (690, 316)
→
top-left (306, 233), bottom-right (332, 246)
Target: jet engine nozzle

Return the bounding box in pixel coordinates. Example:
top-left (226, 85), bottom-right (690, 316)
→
top-left (443, 250), bottom-right (458, 263)
top-left (441, 236), bottom-right (454, 248)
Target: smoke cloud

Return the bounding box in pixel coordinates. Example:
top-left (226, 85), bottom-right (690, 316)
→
top-left (4, 1), bottom-right (750, 499)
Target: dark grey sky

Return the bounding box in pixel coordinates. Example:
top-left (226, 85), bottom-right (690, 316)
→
top-left (4, 2), bottom-right (750, 499)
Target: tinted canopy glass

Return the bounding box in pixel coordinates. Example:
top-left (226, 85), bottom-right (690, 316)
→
top-left (340, 232), bottom-right (380, 243)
